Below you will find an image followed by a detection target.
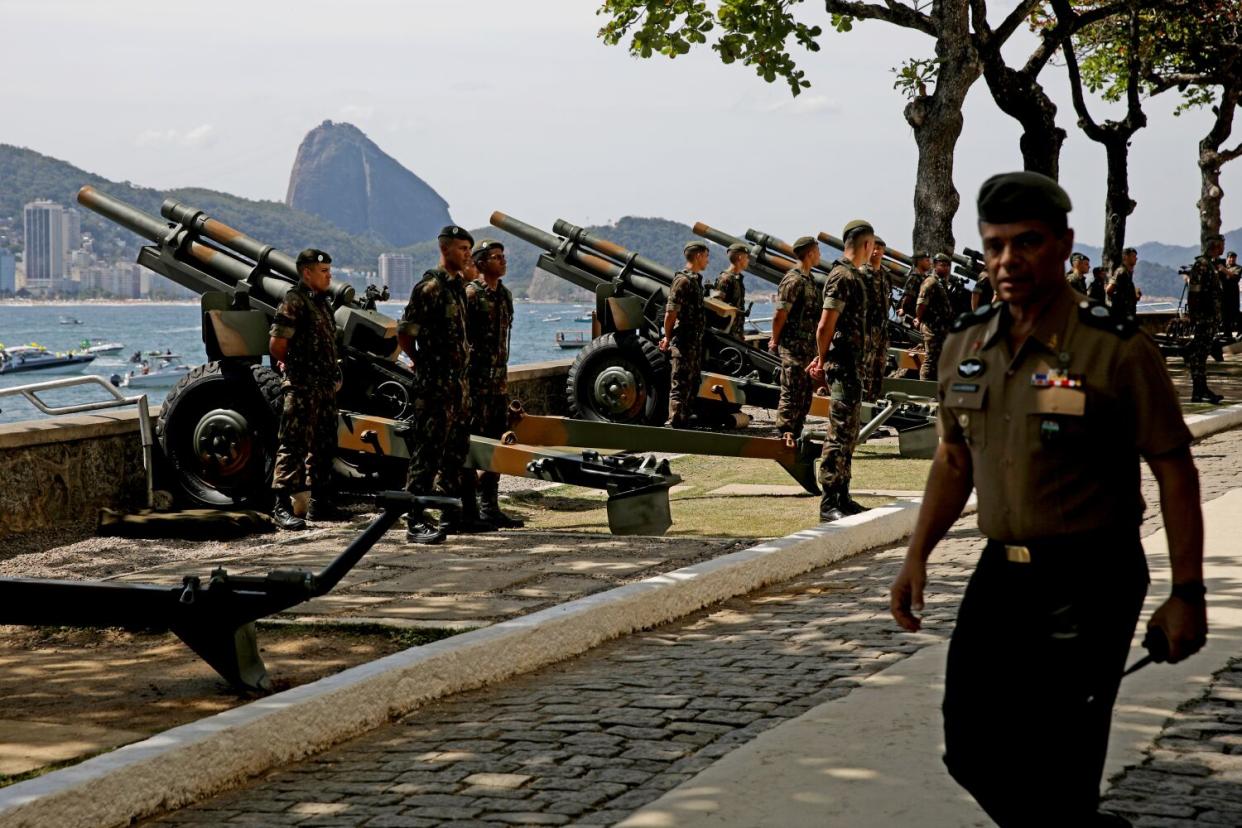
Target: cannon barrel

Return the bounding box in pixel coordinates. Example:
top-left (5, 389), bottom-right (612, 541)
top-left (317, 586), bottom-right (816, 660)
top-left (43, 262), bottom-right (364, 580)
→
top-left (161, 199), bottom-right (301, 282)
top-left (77, 186), bottom-right (174, 244)
top-left (692, 223), bottom-right (789, 286)
top-left (815, 231), bottom-right (907, 276)
top-left (551, 219), bottom-right (679, 284)
top-left (743, 228), bottom-right (841, 279)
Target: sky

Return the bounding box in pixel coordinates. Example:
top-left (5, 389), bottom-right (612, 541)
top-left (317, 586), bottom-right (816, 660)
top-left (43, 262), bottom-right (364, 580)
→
top-left (2, 0), bottom-right (1239, 250)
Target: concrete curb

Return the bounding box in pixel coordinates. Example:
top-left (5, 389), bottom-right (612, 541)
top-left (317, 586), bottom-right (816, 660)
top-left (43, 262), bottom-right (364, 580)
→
top-left (1186, 401), bottom-right (1242, 440)
top-left (0, 497), bottom-right (950, 828)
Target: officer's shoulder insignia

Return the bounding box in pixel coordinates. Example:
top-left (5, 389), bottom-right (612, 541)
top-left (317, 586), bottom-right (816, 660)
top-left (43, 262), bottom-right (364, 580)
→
top-left (950, 302), bottom-right (1000, 333)
top-left (1077, 300), bottom-right (1138, 338)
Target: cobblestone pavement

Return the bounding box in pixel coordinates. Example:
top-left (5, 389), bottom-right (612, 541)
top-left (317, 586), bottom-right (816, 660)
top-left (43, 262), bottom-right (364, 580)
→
top-left (146, 428), bottom-right (1242, 827)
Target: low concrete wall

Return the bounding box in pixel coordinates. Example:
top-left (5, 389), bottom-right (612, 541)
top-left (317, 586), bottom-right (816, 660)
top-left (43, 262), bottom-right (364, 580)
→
top-left (0, 360), bottom-right (574, 539)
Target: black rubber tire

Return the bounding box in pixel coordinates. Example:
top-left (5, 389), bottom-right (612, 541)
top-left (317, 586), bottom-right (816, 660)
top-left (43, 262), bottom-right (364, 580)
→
top-left (566, 332), bottom-right (669, 425)
top-left (157, 361), bottom-right (285, 508)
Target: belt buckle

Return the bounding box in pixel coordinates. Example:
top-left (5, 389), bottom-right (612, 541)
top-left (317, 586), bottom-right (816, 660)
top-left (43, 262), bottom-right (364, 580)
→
top-left (1005, 545), bottom-right (1031, 564)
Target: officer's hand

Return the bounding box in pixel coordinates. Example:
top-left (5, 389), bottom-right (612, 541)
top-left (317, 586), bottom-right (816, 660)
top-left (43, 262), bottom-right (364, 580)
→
top-left (277, 360), bottom-right (286, 374)
top-left (767, 340), bottom-right (778, 354)
top-left (890, 558), bottom-right (927, 632)
top-left (1147, 595), bottom-right (1207, 663)
top-left (658, 336), bottom-right (670, 352)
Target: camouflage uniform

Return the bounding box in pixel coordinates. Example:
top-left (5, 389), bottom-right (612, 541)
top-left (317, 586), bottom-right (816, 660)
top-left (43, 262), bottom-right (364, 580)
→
top-left (399, 268), bottom-right (471, 499)
top-left (714, 269), bottom-right (746, 340)
top-left (917, 274), bottom-right (953, 380)
top-left (271, 283), bottom-right (340, 496)
top-left (862, 263), bottom-right (892, 400)
top-left (816, 259), bottom-right (869, 500)
top-left (465, 277), bottom-right (514, 493)
top-left (1108, 265), bottom-right (1139, 319)
top-left (665, 269), bottom-right (706, 427)
top-left (898, 270), bottom-right (923, 320)
top-left (1087, 275), bottom-right (1107, 305)
top-left (774, 266), bottom-right (819, 437)
top-left (1186, 255), bottom-right (1222, 388)
top-left (1066, 270), bottom-right (1088, 295)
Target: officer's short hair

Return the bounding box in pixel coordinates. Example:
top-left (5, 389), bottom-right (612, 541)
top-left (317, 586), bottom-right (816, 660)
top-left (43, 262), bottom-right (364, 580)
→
top-left (1123, 247), bottom-right (1138, 256)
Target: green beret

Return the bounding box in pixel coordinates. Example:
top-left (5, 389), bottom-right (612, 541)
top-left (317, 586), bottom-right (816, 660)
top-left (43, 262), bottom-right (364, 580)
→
top-left (1228, 250), bottom-right (1238, 257)
top-left (727, 242), bottom-right (749, 255)
top-left (683, 240), bottom-right (709, 256)
top-left (1070, 252), bottom-right (1086, 263)
top-left (295, 248), bottom-right (332, 269)
top-left (977, 171), bottom-right (1072, 224)
top-left (439, 225), bottom-right (475, 244)
top-left (792, 236), bottom-right (818, 254)
top-left (472, 238), bottom-right (504, 259)
top-left (841, 219), bottom-right (874, 241)
top-left (873, 237), bottom-right (886, 247)
top-left (911, 251), bottom-right (930, 261)
top-left (933, 253), bottom-right (951, 264)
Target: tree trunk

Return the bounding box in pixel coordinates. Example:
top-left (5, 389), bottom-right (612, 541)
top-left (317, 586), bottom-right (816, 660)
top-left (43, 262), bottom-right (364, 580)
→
top-left (1101, 135), bottom-right (1135, 271)
top-left (982, 62), bottom-right (1066, 178)
top-left (1197, 87), bottom-right (1239, 246)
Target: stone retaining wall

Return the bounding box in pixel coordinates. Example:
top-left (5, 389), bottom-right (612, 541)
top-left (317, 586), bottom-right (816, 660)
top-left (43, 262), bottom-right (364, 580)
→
top-left (0, 360), bottom-right (573, 539)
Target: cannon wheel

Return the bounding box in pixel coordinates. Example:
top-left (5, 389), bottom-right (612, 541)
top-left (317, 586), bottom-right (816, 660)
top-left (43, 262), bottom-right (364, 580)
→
top-left (158, 361), bottom-right (284, 508)
top-left (566, 333), bottom-right (669, 425)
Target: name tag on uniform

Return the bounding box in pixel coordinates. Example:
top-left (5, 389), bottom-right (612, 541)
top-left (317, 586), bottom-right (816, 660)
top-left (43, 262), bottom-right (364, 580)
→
top-left (1030, 370), bottom-right (1084, 389)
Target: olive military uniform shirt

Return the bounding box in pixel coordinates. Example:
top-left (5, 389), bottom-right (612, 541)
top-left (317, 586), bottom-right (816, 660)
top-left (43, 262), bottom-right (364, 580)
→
top-left (917, 274), bottom-right (953, 334)
top-left (398, 268), bottom-right (470, 389)
top-left (715, 269), bottom-right (746, 335)
top-left (820, 259), bottom-right (868, 367)
top-left (776, 266), bottom-right (820, 360)
top-left (937, 284), bottom-right (1191, 543)
top-left (1108, 265), bottom-right (1139, 317)
top-left (1186, 255), bottom-right (1222, 321)
top-left (464, 278), bottom-right (514, 392)
top-left (666, 269), bottom-right (706, 348)
top-left (269, 282), bottom-right (340, 390)
top-left (1066, 270), bottom-right (1088, 295)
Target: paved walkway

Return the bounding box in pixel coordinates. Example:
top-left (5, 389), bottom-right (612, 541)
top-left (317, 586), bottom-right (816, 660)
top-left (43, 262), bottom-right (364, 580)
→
top-left (145, 428), bottom-right (1242, 826)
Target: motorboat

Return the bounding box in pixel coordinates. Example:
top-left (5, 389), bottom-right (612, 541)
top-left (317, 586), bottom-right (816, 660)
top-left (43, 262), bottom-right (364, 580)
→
top-left (541, 315), bottom-right (563, 323)
top-left (555, 331), bottom-right (589, 349)
top-left (80, 339), bottom-right (125, 355)
top-left (573, 314), bottom-right (592, 323)
top-left (59, 316), bottom-right (83, 325)
top-left (0, 343), bottom-right (96, 374)
top-left (117, 354), bottom-right (191, 387)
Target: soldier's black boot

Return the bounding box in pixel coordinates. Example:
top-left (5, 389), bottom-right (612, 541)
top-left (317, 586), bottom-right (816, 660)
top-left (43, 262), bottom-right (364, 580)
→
top-left (272, 494), bottom-right (307, 531)
top-left (818, 488), bottom-right (848, 523)
top-left (840, 486), bottom-right (869, 516)
top-left (307, 489), bottom-right (346, 521)
top-left (1191, 379), bottom-right (1223, 404)
top-left (479, 474), bottom-right (524, 529)
top-left (406, 511), bottom-right (447, 545)
top-left (440, 480), bottom-right (497, 535)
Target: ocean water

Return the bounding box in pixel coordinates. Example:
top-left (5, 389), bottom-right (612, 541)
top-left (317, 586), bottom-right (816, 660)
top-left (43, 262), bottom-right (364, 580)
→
top-left (0, 300), bottom-right (591, 425)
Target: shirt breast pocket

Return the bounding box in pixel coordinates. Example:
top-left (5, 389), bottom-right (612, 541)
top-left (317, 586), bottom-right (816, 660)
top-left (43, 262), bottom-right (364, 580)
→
top-left (948, 386), bottom-right (988, 449)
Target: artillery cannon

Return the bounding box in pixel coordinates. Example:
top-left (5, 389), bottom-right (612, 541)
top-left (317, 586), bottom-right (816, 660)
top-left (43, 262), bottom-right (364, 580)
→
top-left (78, 187), bottom-right (680, 535)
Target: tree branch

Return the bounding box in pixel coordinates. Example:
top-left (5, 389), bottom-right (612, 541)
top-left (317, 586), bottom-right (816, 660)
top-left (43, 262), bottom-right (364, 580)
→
top-left (994, 0), bottom-right (1042, 45)
top-left (1123, 5), bottom-right (1146, 129)
top-left (1060, 16), bottom-right (1106, 141)
top-left (823, 0), bottom-right (937, 37)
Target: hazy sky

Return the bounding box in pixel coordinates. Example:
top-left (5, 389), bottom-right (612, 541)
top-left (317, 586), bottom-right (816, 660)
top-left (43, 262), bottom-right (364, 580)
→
top-left (3, 0), bottom-right (1238, 250)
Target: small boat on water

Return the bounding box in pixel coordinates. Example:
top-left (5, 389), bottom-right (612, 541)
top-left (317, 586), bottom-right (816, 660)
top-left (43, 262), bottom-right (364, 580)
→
top-left (59, 316), bottom-right (83, 325)
top-left (116, 354), bottom-right (191, 388)
top-left (542, 315), bottom-right (563, 323)
top-left (0, 343), bottom-right (96, 374)
top-left (573, 314), bottom-right (592, 323)
top-left (81, 339), bottom-right (125, 355)
top-left (555, 331), bottom-right (590, 349)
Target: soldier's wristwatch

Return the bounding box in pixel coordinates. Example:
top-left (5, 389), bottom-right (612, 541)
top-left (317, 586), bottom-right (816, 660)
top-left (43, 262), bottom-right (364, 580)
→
top-left (1171, 581), bottom-right (1207, 604)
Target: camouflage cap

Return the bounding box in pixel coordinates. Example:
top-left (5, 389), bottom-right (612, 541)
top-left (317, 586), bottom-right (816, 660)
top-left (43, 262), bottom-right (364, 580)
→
top-left (727, 242), bottom-right (749, 255)
top-left (933, 253), bottom-right (952, 264)
top-left (472, 238), bottom-right (504, 259)
top-left (977, 171), bottom-right (1072, 224)
top-left (792, 236), bottom-right (819, 255)
top-left (841, 219), bottom-right (874, 241)
top-left (295, 248), bottom-right (332, 269)
top-left (683, 240), bottom-right (709, 256)
top-left (438, 225), bottom-right (475, 244)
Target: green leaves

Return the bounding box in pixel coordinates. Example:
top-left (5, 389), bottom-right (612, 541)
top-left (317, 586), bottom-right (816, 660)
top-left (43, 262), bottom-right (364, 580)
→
top-left (891, 57), bottom-right (940, 100)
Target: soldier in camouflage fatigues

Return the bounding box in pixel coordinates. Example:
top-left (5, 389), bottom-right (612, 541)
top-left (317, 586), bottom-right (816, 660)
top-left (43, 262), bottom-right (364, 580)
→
top-left (1106, 248), bottom-right (1141, 320)
top-left (862, 237), bottom-right (893, 400)
top-left (398, 225), bottom-right (482, 544)
top-left (916, 253), bottom-right (954, 381)
top-left (465, 239), bottom-right (523, 528)
top-left (769, 237), bottom-right (822, 439)
top-left (1066, 252), bottom-right (1090, 295)
top-left (269, 249), bottom-right (342, 530)
top-left (1186, 235), bottom-right (1227, 403)
top-left (714, 242), bottom-right (749, 341)
top-left (661, 241), bottom-right (709, 427)
top-left (814, 220), bottom-right (873, 522)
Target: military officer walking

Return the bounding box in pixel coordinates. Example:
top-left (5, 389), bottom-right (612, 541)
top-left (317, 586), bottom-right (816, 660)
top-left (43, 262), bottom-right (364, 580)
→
top-left (1221, 250), bottom-right (1240, 338)
top-left (890, 172), bottom-right (1206, 828)
top-left (1186, 234), bottom-right (1227, 403)
top-left (862, 235), bottom-right (893, 400)
top-left (466, 238), bottom-right (524, 528)
top-left (768, 237), bottom-right (821, 440)
top-left (897, 252), bottom-right (930, 324)
top-left (1106, 247), bottom-right (1141, 319)
top-left (915, 253), bottom-right (954, 380)
top-left (812, 221), bottom-right (873, 522)
top-left (269, 249), bottom-right (342, 530)
top-left (660, 241), bottom-right (709, 428)
top-left (1066, 252), bottom-right (1090, 294)
top-left (714, 242), bottom-right (749, 341)
top-left (398, 225), bottom-right (479, 544)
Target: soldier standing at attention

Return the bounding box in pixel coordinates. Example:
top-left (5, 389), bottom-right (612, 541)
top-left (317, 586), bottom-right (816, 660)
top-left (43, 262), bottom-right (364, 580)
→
top-left (465, 239), bottom-right (523, 529)
top-left (768, 236), bottom-right (821, 440)
top-left (1066, 252), bottom-right (1090, 294)
top-left (1186, 234), bottom-right (1227, 404)
top-left (714, 242), bottom-right (749, 341)
top-left (898, 252), bottom-right (930, 324)
top-left (1106, 246), bottom-right (1142, 319)
top-left (915, 253), bottom-right (954, 380)
top-left (399, 225), bottom-right (482, 544)
top-left (660, 241), bottom-right (708, 428)
top-left (891, 171), bottom-right (1206, 828)
top-left (812, 220), bottom-right (873, 522)
top-left (970, 271), bottom-right (994, 310)
top-left (269, 249), bottom-right (342, 530)
top-left (862, 235), bottom-right (893, 401)
top-left (1088, 265), bottom-right (1108, 304)
top-left (1220, 250), bottom-right (1240, 338)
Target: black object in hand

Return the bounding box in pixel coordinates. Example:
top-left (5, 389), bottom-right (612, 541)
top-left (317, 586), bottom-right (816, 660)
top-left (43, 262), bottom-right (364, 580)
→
top-left (1123, 627), bottom-right (1170, 677)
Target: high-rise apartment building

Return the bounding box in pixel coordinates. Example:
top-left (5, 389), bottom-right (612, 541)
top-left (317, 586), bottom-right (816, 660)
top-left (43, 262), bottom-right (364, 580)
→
top-left (378, 253), bottom-right (416, 299)
top-left (0, 250), bottom-right (15, 294)
top-left (23, 200), bottom-right (66, 290)
top-left (62, 207), bottom-right (82, 254)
